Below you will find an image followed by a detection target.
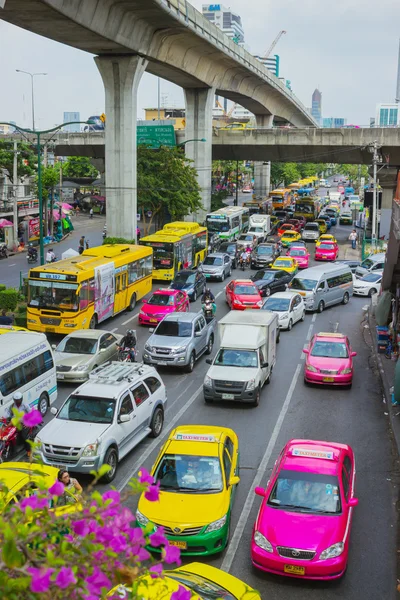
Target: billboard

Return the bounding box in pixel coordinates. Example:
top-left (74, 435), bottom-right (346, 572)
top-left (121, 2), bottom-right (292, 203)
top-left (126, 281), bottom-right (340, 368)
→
top-left (94, 263), bottom-right (115, 323)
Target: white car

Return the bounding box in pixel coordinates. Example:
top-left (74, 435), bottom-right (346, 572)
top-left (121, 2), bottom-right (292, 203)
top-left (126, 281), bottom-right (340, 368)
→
top-left (353, 272), bottom-right (382, 297)
top-left (302, 223), bottom-right (320, 242)
top-left (262, 291), bottom-right (306, 330)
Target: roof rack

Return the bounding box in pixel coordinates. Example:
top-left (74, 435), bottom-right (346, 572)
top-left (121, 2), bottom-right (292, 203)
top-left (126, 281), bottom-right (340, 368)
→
top-left (89, 362), bottom-right (147, 383)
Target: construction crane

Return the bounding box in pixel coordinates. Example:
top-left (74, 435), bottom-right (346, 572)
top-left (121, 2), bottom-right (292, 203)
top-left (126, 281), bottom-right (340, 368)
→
top-left (263, 30), bottom-right (286, 58)
top-left (216, 99), bottom-right (237, 118)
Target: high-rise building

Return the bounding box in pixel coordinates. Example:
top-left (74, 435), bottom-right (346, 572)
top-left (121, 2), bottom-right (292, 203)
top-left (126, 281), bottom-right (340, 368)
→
top-left (375, 103), bottom-right (399, 127)
top-left (322, 117), bottom-right (347, 128)
top-left (253, 55), bottom-right (280, 77)
top-left (202, 4), bottom-right (245, 45)
top-left (311, 89), bottom-right (322, 125)
top-left (63, 112), bottom-right (81, 132)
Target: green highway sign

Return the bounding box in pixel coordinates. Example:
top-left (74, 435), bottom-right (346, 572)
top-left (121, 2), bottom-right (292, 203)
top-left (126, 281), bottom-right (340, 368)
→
top-left (137, 125), bottom-right (176, 148)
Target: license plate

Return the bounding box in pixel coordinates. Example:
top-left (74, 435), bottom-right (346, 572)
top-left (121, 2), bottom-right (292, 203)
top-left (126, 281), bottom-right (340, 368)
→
top-left (222, 393), bottom-right (234, 400)
top-left (46, 327), bottom-right (56, 333)
top-left (284, 565), bottom-right (305, 575)
top-left (157, 361), bottom-right (167, 366)
top-left (57, 374), bottom-right (65, 380)
top-left (150, 318), bottom-right (157, 323)
top-left (323, 377), bottom-right (334, 382)
top-left (169, 540), bottom-right (187, 549)
top-left (205, 274), bottom-right (211, 278)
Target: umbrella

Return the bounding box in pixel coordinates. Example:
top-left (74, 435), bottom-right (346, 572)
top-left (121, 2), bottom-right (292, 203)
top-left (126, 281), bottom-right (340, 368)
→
top-left (62, 248), bottom-right (79, 260)
top-left (62, 203), bottom-right (74, 210)
top-left (0, 218), bottom-right (13, 227)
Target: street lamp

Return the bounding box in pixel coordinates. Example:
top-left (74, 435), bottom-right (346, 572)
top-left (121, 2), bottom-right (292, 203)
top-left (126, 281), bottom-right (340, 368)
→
top-left (177, 138), bottom-right (207, 147)
top-left (16, 70), bottom-right (47, 131)
top-left (0, 120), bottom-right (92, 266)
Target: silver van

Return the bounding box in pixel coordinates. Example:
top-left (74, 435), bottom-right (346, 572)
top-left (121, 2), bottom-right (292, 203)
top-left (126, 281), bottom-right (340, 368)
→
top-left (289, 263), bottom-right (353, 312)
top-left (355, 252), bottom-right (386, 279)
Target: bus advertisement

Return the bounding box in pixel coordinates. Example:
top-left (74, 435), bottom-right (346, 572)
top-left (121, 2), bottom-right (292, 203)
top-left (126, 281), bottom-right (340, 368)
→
top-left (205, 206), bottom-right (249, 241)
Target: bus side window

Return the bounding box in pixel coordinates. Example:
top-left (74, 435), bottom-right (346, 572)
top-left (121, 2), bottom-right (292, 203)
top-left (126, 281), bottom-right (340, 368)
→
top-left (144, 256), bottom-right (152, 276)
top-left (80, 280), bottom-right (89, 310)
top-left (128, 261), bottom-right (139, 284)
top-left (139, 259), bottom-right (145, 278)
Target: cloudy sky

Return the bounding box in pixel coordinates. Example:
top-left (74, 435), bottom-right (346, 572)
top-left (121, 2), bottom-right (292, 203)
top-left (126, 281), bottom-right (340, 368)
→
top-left (0, 0), bottom-right (399, 129)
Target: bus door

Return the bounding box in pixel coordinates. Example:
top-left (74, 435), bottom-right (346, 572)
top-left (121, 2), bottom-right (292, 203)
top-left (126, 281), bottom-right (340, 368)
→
top-left (114, 270), bottom-right (128, 314)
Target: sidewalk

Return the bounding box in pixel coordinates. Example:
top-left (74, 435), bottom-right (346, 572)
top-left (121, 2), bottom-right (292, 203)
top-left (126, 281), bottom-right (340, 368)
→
top-left (338, 243), bottom-right (362, 261)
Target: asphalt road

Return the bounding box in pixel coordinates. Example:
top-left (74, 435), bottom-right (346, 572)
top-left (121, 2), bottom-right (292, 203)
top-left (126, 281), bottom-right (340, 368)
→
top-left (3, 180), bottom-right (398, 598)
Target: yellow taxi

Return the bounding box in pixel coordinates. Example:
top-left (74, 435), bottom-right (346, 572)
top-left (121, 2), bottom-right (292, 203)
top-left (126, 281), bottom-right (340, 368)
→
top-left (136, 425), bottom-right (239, 556)
top-left (280, 230), bottom-right (302, 247)
top-left (271, 256), bottom-right (298, 275)
top-left (315, 219), bottom-right (328, 234)
top-left (0, 324), bottom-right (28, 334)
top-left (316, 234), bottom-right (338, 247)
top-left (109, 563), bottom-right (260, 599)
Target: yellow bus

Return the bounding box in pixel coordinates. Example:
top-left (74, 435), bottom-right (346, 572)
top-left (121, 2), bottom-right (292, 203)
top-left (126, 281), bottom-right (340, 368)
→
top-left (242, 198), bottom-right (272, 216)
top-left (140, 221), bottom-right (207, 281)
top-left (270, 188), bottom-right (292, 210)
top-left (26, 244), bottom-right (152, 334)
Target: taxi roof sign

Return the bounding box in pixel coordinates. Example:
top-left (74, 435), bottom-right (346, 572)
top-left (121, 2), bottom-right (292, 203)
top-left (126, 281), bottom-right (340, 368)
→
top-left (317, 332), bottom-right (345, 338)
top-left (292, 447), bottom-right (334, 460)
top-left (175, 433), bottom-right (215, 443)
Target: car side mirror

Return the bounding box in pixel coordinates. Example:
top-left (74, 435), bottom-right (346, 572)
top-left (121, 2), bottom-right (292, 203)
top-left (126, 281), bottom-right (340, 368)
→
top-left (206, 358), bottom-right (212, 364)
top-left (119, 414), bottom-right (130, 423)
top-left (254, 486), bottom-right (266, 497)
top-left (229, 475), bottom-right (240, 487)
top-left (348, 497), bottom-right (358, 507)
top-left (50, 406), bottom-right (58, 415)
top-left (149, 328), bottom-right (155, 334)
top-left (303, 348), bottom-right (309, 355)
top-left (261, 361), bottom-right (269, 368)
top-left (52, 344), bottom-right (57, 350)
top-left (195, 331), bottom-right (202, 337)
top-left (351, 351), bottom-right (357, 357)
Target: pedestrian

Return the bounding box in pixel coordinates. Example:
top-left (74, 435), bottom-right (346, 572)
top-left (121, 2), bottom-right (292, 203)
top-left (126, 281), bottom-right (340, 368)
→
top-left (136, 227), bottom-right (141, 242)
top-left (0, 309), bottom-right (13, 325)
top-left (349, 230), bottom-right (357, 250)
top-left (89, 207), bottom-right (93, 219)
top-left (85, 239), bottom-right (90, 250)
top-left (79, 235), bottom-right (85, 255)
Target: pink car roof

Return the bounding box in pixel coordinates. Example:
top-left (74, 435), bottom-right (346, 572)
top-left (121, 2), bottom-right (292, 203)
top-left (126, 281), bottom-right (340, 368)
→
top-left (151, 289), bottom-right (180, 297)
top-left (281, 439), bottom-right (348, 476)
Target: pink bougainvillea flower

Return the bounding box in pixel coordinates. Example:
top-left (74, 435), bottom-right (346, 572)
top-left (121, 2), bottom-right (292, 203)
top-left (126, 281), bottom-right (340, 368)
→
top-left (86, 567), bottom-right (111, 595)
top-left (27, 567), bottom-right (54, 593)
top-left (171, 586), bottom-right (192, 600)
top-left (72, 519), bottom-right (90, 537)
top-left (149, 527), bottom-right (167, 548)
top-left (103, 489), bottom-right (120, 506)
top-left (163, 543), bottom-right (182, 565)
top-left (138, 467), bottom-right (154, 485)
top-left (129, 527), bottom-right (145, 545)
top-left (55, 567), bottom-right (77, 589)
top-left (49, 480), bottom-right (65, 496)
top-left (136, 547), bottom-right (150, 562)
top-left (144, 481), bottom-right (160, 502)
top-left (149, 563), bottom-right (163, 578)
top-left (20, 496), bottom-right (48, 511)
top-left (22, 409), bottom-right (43, 428)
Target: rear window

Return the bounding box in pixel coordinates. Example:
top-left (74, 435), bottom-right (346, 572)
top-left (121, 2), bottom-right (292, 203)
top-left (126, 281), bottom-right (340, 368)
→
top-left (305, 224), bottom-right (319, 231)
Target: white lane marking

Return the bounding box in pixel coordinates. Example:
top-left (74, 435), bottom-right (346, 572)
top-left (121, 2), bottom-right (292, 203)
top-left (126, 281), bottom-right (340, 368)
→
top-left (333, 322), bottom-right (339, 333)
top-left (110, 327), bottom-right (118, 333)
top-left (300, 344), bottom-right (308, 360)
top-left (116, 384), bottom-right (202, 492)
top-left (216, 290), bottom-right (223, 299)
top-left (312, 313), bottom-right (317, 323)
top-left (306, 323), bottom-right (314, 341)
top-left (122, 314), bottom-right (139, 325)
top-left (221, 363), bottom-right (302, 573)
top-left (8, 263), bottom-right (16, 267)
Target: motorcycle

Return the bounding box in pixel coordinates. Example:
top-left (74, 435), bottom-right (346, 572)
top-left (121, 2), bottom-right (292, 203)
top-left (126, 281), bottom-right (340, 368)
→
top-left (202, 299), bottom-right (215, 319)
top-left (0, 243), bottom-right (8, 259)
top-left (117, 346), bottom-right (137, 362)
top-left (0, 418), bottom-right (38, 462)
top-left (27, 250), bottom-right (38, 264)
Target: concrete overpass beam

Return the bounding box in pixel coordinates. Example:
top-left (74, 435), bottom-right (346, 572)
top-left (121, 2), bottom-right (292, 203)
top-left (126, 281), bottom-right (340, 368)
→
top-left (94, 55), bottom-right (148, 240)
top-left (254, 114), bottom-right (273, 198)
top-left (184, 87), bottom-right (215, 222)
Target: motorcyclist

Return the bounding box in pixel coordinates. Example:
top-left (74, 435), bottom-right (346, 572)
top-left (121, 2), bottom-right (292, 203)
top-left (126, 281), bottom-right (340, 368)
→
top-left (4, 392), bottom-right (32, 454)
top-left (28, 244), bottom-right (37, 260)
top-left (46, 248), bottom-right (56, 264)
top-left (240, 249), bottom-right (249, 268)
top-left (118, 329), bottom-right (137, 361)
top-left (201, 288), bottom-right (216, 316)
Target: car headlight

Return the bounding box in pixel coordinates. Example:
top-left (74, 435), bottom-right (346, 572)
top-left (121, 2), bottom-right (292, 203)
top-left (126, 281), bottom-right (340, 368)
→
top-left (144, 343), bottom-right (154, 353)
top-left (246, 379), bottom-right (256, 390)
top-left (136, 510), bottom-right (149, 527)
top-left (72, 364), bottom-right (91, 372)
top-left (205, 514), bottom-right (227, 533)
top-left (341, 368), bottom-right (352, 374)
top-left (64, 323), bottom-right (77, 328)
top-left (280, 312), bottom-right (289, 319)
top-left (306, 364), bottom-right (318, 373)
top-left (171, 346), bottom-right (187, 354)
top-left (27, 318), bottom-right (37, 324)
top-left (234, 298), bottom-right (242, 305)
top-left (204, 375), bottom-right (213, 387)
top-left (82, 441), bottom-right (99, 457)
top-left (319, 542), bottom-right (344, 560)
top-left (254, 531), bottom-right (273, 553)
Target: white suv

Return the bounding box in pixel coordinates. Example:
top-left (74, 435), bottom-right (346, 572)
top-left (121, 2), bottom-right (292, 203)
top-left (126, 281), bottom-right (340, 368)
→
top-left (34, 363), bottom-right (167, 482)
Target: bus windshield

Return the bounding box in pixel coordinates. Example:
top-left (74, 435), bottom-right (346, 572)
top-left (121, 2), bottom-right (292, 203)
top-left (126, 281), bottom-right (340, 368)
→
top-left (206, 218), bottom-right (229, 233)
top-left (28, 281), bottom-right (79, 311)
top-left (142, 242), bottom-right (174, 269)
top-left (295, 203), bottom-right (314, 213)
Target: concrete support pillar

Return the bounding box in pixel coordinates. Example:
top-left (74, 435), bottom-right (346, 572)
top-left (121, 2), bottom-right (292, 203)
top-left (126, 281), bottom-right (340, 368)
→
top-left (380, 185), bottom-right (396, 239)
top-left (184, 87), bottom-right (215, 222)
top-left (94, 55), bottom-right (148, 240)
top-left (254, 114), bottom-right (274, 198)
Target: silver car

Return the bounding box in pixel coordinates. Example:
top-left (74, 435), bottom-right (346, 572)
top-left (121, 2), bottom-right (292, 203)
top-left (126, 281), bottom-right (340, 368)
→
top-left (54, 329), bottom-right (122, 383)
top-left (302, 222), bottom-right (320, 242)
top-left (199, 252), bottom-right (232, 281)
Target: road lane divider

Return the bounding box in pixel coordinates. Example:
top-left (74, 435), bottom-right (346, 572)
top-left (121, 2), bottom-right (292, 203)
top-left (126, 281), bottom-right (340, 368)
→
top-left (221, 363), bottom-right (302, 573)
top-left (312, 313), bottom-right (317, 323)
top-left (306, 323), bottom-right (314, 341)
top-left (122, 313), bottom-right (139, 326)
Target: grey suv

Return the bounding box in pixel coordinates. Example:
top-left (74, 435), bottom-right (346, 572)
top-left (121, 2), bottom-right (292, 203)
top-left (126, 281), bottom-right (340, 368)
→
top-left (199, 252), bottom-right (232, 281)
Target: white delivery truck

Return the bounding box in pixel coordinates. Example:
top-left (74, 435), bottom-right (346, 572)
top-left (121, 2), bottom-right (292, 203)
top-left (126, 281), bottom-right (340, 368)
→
top-left (203, 310), bottom-right (278, 406)
top-left (328, 192), bottom-right (341, 203)
top-left (248, 214), bottom-right (271, 243)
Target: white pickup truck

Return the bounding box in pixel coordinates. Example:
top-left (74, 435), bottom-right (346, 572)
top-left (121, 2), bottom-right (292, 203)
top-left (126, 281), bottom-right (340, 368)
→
top-left (248, 215), bottom-right (271, 243)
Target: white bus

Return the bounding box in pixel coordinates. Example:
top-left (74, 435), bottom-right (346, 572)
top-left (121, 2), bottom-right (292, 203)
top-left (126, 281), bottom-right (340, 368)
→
top-left (0, 332), bottom-right (57, 418)
top-left (205, 206), bottom-right (249, 241)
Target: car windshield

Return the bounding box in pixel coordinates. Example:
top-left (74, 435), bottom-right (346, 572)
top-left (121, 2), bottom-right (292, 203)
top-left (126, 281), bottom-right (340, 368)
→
top-left (147, 294), bottom-right (175, 306)
top-left (290, 249), bottom-right (306, 257)
top-left (361, 258), bottom-right (374, 269)
top-left (284, 232), bottom-right (297, 238)
top-left (238, 235), bottom-right (253, 242)
top-left (173, 273), bottom-right (195, 285)
top-left (155, 320), bottom-right (192, 337)
top-left (274, 260), bottom-right (290, 267)
top-left (305, 224), bottom-right (319, 231)
top-left (214, 348), bottom-right (258, 368)
top-left (58, 396), bottom-right (115, 424)
top-left (220, 244), bottom-right (236, 253)
top-left (319, 244), bottom-right (335, 250)
top-left (252, 271), bottom-right (274, 282)
top-left (264, 298), bottom-right (290, 311)
top-left (203, 256), bottom-right (222, 266)
top-left (311, 341), bottom-right (348, 358)
top-left (290, 277), bottom-right (317, 291)
top-left (168, 573), bottom-right (235, 600)
top-left (56, 337), bottom-right (98, 354)
top-left (268, 470), bottom-right (342, 514)
top-left (249, 227), bottom-right (264, 233)
top-left (28, 281), bottom-right (79, 312)
top-left (257, 246), bottom-right (273, 255)
top-left (154, 454), bottom-right (223, 493)
top-left (234, 285), bottom-right (258, 295)
top-left (361, 273), bottom-right (382, 282)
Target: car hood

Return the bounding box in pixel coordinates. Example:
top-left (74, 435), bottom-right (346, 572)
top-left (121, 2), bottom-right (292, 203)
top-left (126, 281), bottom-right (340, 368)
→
top-left (316, 248), bottom-right (336, 256)
top-left (39, 418), bottom-right (111, 447)
top-left (253, 278), bottom-right (274, 288)
top-left (257, 505), bottom-right (344, 552)
top-left (234, 293), bottom-right (262, 303)
top-left (148, 334), bottom-right (191, 349)
top-left (55, 352), bottom-right (94, 368)
top-left (207, 365), bottom-right (260, 381)
top-left (141, 304), bottom-right (175, 316)
top-left (139, 490), bottom-right (228, 526)
top-left (170, 282), bottom-right (194, 291)
top-left (200, 264), bottom-right (223, 273)
top-left (307, 356), bottom-right (351, 372)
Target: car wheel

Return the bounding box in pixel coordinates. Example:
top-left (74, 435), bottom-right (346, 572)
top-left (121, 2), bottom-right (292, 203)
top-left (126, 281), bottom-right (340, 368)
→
top-left (317, 300), bottom-right (324, 313)
top-left (252, 385), bottom-right (261, 406)
top-left (206, 334), bottom-right (214, 355)
top-left (149, 407), bottom-right (164, 438)
top-left (186, 351), bottom-right (195, 373)
top-left (128, 293), bottom-right (136, 311)
top-left (228, 267), bottom-right (232, 277)
top-left (89, 314), bottom-right (97, 329)
top-left (101, 447), bottom-right (118, 483)
top-left (276, 330), bottom-right (280, 344)
top-left (287, 319), bottom-right (293, 331)
top-left (368, 288), bottom-right (377, 297)
top-left (266, 367), bottom-right (272, 384)
top-left (265, 287), bottom-right (271, 297)
top-left (342, 292), bottom-right (350, 304)
top-left (38, 392), bottom-right (49, 417)
top-left (192, 289), bottom-right (197, 302)
top-left (301, 311), bottom-right (306, 321)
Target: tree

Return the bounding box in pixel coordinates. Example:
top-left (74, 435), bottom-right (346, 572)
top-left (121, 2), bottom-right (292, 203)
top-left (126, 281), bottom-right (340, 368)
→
top-left (0, 140), bottom-right (36, 183)
top-left (270, 163), bottom-right (286, 189)
top-left (62, 156), bottom-right (98, 178)
top-left (338, 164), bottom-right (368, 185)
top-left (137, 146), bottom-right (202, 234)
top-left (34, 165), bottom-right (62, 235)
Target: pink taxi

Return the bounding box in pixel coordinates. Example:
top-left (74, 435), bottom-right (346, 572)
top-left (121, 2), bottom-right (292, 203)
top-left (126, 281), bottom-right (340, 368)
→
top-left (315, 242), bottom-right (339, 261)
top-left (286, 246), bottom-right (310, 269)
top-left (251, 439), bottom-right (358, 580)
top-left (139, 289), bottom-right (189, 326)
top-left (303, 332), bottom-right (356, 386)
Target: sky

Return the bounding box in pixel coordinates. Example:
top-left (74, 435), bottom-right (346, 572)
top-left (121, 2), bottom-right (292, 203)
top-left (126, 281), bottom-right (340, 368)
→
top-left (0, 0), bottom-right (399, 129)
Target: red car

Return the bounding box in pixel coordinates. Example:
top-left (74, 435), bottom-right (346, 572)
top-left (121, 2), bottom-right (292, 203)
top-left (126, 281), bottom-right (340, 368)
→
top-left (139, 288), bottom-right (189, 325)
top-left (278, 224), bottom-right (295, 237)
top-left (288, 219), bottom-right (302, 232)
top-left (225, 279), bottom-right (263, 310)
top-left (315, 242), bottom-right (339, 261)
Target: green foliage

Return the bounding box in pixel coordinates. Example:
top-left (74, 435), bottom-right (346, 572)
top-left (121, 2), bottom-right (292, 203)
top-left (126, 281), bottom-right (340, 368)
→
top-left (211, 189), bottom-right (228, 212)
top-left (34, 164), bottom-right (60, 201)
top-left (0, 288), bottom-right (19, 312)
top-left (103, 237), bottom-right (136, 245)
top-left (0, 284), bottom-right (6, 293)
top-left (0, 140), bottom-right (36, 183)
top-left (338, 164), bottom-right (369, 184)
top-left (270, 162), bottom-right (329, 189)
top-left (138, 146), bottom-right (202, 234)
top-left (63, 156), bottom-right (98, 178)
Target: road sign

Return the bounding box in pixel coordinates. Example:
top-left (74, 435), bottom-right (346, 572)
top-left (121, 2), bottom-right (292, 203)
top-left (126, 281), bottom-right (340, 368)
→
top-left (137, 125), bottom-right (176, 148)
top-left (100, 113), bottom-right (106, 123)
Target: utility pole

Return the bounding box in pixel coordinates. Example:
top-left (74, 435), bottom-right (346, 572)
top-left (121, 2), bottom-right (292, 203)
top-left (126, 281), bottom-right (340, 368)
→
top-left (12, 141), bottom-right (18, 248)
top-left (235, 161), bottom-right (239, 206)
top-left (370, 140), bottom-right (382, 244)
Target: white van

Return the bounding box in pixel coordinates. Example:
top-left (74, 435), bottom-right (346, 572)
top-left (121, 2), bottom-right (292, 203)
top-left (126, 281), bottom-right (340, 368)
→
top-left (289, 263), bottom-right (353, 312)
top-left (0, 332), bottom-right (57, 417)
top-left (355, 252), bottom-right (386, 279)
top-left (248, 215), bottom-right (271, 242)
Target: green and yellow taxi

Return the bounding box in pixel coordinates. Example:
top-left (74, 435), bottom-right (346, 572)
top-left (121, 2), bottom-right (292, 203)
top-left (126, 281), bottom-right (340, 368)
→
top-left (315, 219), bottom-right (328, 234)
top-left (136, 425), bottom-right (239, 556)
top-left (280, 230), bottom-right (302, 247)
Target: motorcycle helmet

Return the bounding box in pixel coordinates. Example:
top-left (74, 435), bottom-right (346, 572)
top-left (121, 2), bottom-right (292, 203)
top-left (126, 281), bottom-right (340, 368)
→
top-left (12, 392), bottom-right (23, 407)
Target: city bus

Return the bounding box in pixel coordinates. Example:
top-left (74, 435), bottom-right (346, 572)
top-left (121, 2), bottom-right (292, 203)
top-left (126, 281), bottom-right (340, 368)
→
top-left (242, 198), bottom-right (272, 216)
top-left (205, 206), bottom-right (249, 241)
top-left (270, 189), bottom-right (292, 210)
top-left (294, 197), bottom-right (321, 222)
top-left (26, 244), bottom-right (152, 334)
top-left (140, 221), bottom-right (207, 281)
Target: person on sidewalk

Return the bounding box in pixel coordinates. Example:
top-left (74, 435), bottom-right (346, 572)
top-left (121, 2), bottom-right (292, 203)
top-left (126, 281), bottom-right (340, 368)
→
top-left (0, 310), bottom-right (13, 325)
top-left (89, 208), bottom-right (93, 219)
top-left (349, 230), bottom-right (357, 250)
top-left (79, 236), bottom-right (85, 255)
